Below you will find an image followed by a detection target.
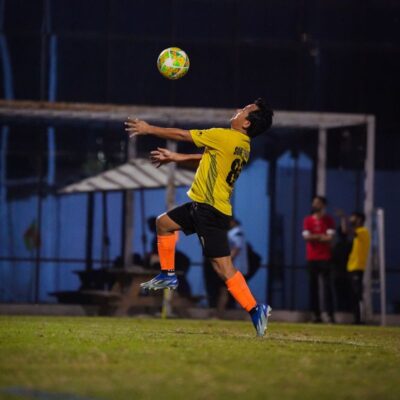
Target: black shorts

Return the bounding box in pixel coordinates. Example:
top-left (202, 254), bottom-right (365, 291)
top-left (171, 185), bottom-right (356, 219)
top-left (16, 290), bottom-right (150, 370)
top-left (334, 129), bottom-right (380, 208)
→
top-left (167, 202), bottom-right (231, 258)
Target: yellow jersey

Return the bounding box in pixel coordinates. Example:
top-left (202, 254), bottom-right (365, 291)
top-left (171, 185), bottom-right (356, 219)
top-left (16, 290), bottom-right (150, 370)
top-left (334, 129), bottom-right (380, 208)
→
top-left (347, 226), bottom-right (371, 272)
top-left (188, 128), bottom-right (250, 216)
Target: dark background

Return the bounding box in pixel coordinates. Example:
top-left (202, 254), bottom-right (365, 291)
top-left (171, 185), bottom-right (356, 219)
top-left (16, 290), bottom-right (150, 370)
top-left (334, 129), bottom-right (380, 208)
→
top-left (1, 0), bottom-right (400, 175)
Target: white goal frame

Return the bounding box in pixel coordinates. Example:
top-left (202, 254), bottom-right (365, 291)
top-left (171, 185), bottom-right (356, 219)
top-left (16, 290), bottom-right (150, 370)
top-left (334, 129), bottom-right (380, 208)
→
top-left (0, 100), bottom-right (376, 320)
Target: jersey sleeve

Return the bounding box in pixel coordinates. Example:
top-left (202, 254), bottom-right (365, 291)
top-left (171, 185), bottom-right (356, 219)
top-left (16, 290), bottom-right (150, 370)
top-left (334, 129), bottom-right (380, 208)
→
top-left (190, 128), bottom-right (225, 149)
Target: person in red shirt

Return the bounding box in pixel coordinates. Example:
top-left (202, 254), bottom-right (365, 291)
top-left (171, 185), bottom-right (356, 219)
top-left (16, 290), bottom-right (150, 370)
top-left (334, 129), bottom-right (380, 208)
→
top-left (302, 196), bottom-right (336, 323)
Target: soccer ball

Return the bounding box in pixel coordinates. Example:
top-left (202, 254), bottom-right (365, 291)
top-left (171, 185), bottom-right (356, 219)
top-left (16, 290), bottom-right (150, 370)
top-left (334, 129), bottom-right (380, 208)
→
top-left (157, 47), bottom-right (190, 80)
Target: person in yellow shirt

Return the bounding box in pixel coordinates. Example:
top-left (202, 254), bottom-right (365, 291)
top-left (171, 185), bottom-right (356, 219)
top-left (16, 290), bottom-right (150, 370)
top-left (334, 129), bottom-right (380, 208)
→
top-left (347, 212), bottom-right (371, 324)
top-left (125, 99), bottom-right (273, 336)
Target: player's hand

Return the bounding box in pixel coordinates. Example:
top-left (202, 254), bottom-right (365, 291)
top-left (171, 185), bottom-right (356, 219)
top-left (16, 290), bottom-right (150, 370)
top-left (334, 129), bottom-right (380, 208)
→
top-left (150, 147), bottom-right (176, 168)
top-left (124, 117), bottom-right (151, 138)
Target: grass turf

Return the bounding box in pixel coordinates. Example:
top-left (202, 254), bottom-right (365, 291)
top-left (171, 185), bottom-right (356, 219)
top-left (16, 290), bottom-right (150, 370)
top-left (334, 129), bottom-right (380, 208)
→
top-left (0, 316), bottom-right (399, 400)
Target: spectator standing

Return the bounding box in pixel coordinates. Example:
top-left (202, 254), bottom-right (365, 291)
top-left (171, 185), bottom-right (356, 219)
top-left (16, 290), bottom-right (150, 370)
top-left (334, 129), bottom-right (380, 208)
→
top-left (302, 196), bottom-right (336, 323)
top-left (346, 212), bottom-right (371, 324)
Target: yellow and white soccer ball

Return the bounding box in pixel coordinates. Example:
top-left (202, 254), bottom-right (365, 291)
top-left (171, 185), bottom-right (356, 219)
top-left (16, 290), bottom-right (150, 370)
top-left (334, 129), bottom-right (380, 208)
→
top-left (157, 47), bottom-right (190, 80)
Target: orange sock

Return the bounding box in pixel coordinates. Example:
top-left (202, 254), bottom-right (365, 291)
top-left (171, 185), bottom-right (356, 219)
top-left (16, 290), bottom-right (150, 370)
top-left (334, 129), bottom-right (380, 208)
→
top-left (157, 233), bottom-right (177, 272)
top-left (226, 271), bottom-right (257, 312)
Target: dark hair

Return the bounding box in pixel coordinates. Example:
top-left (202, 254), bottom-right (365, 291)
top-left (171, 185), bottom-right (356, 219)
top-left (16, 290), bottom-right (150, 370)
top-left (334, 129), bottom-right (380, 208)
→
top-left (352, 211), bottom-right (366, 225)
top-left (313, 195), bottom-right (327, 205)
top-left (245, 98), bottom-right (274, 138)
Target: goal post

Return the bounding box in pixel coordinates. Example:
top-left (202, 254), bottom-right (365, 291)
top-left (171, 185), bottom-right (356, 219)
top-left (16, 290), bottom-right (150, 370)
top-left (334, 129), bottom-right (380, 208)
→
top-left (0, 101), bottom-right (377, 316)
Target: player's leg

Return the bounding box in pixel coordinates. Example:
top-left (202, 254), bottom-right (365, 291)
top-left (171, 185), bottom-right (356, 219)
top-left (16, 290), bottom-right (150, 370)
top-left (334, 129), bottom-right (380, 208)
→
top-left (140, 213), bottom-right (181, 291)
top-left (195, 203), bottom-right (271, 336)
top-left (209, 255), bottom-right (271, 337)
top-left (212, 256), bottom-right (239, 318)
top-left (156, 213), bottom-right (181, 273)
top-left (210, 256), bottom-right (256, 310)
top-left (141, 203), bottom-right (195, 291)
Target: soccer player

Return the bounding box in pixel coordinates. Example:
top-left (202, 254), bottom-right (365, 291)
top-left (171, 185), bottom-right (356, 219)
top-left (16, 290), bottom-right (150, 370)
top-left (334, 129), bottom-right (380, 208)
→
top-left (124, 99), bottom-right (273, 336)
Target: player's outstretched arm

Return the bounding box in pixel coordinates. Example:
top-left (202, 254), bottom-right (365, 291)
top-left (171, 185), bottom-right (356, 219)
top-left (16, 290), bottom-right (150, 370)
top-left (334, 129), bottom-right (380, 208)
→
top-left (150, 147), bottom-right (202, 169)
top-left (124, 118), bottom-right (193, 142)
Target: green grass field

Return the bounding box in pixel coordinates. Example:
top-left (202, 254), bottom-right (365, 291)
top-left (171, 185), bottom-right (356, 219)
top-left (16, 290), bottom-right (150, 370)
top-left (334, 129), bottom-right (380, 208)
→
top-left (0, 316), bottom-right (399, 400)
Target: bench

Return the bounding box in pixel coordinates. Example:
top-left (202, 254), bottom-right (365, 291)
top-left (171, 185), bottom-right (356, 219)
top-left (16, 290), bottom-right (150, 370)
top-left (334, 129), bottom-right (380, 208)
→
top-left (50, 265), bottom-right (195, 316)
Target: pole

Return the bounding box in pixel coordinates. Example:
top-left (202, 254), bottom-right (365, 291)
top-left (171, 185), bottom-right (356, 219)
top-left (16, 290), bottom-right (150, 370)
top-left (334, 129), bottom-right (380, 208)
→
top-left (316, 127), bottom-right (327, 196)
top-left (377, 208), bottom-right (386, 326)
top-left (33, 0), bottom-right (51, 304)
top-left (85, 192), bottom-right (94, 271)
top-left (34, 132), bottom-right (44, 303)
top-left (101, 191), bottom-right (110, 267)
top-left (290, 151), bottom-right (299, 310)
top-left (363, 116), bottom-right (376, 322)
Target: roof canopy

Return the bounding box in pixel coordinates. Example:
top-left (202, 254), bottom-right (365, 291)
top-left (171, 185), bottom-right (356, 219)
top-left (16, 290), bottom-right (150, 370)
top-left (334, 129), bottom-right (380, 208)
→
top-left (0, 100), bottom-right (371, 129)
top-left (60, 158), bottom-right (195, 194)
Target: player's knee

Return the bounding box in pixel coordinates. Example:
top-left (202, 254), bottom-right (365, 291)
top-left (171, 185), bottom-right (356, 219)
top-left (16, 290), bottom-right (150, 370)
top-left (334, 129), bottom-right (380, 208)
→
top-left (156, 214), bottom-right (169, 234)
top-left (156, 213), bottom-right (179, 234)
top-left (212, 265), bottom-right (227, 281)
top-left (210, 257), bottom-right (236, 281)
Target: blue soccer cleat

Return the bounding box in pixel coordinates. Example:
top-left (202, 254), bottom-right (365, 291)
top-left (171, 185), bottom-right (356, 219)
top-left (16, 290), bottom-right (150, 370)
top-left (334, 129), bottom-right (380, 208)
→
top-left (140, 272), bottom-right (179, 291)
top-left (251, 304), bottom-right (272, 337)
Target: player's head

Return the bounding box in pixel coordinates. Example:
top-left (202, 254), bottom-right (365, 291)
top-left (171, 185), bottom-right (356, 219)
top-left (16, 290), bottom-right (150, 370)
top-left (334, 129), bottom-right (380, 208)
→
top-left (311, 195), bottom-right (327, 213)
top-left (230, 98), bottom-right (273, 138)
top-left (350, 211), bottom-right (366, 227)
